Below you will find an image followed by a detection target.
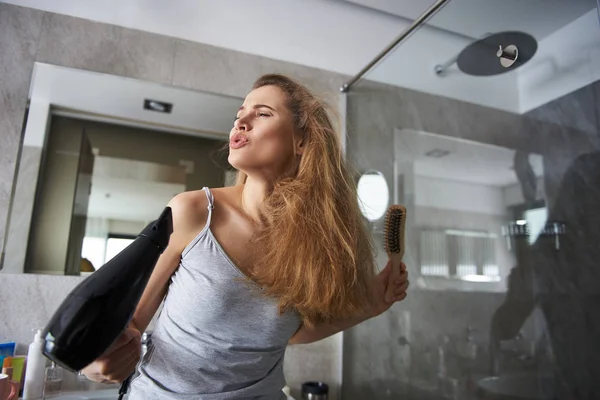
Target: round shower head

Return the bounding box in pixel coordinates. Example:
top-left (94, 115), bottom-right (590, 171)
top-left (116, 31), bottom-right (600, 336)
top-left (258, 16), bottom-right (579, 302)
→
top-left (457, 31), bottom-right (538, 76)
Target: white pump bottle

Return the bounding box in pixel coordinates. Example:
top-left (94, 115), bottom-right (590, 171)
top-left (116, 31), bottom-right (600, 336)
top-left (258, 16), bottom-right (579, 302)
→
top-left (23, 329), bottom-right (47, 399)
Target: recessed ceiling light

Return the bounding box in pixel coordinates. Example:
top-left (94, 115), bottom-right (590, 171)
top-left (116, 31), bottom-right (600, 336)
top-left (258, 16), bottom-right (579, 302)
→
top-left (144, 99), bottom-right (173, 113)
top-left (425, 149), bottom-right (451, 158)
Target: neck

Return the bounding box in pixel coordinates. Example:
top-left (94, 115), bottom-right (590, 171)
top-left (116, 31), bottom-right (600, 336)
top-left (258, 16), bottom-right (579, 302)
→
top-left (240, 176), bottom-right (271, 224)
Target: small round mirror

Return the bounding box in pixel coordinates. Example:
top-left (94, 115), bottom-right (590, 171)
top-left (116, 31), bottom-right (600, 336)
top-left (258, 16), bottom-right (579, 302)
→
top-left (357, 170), bottom-right (389, 221)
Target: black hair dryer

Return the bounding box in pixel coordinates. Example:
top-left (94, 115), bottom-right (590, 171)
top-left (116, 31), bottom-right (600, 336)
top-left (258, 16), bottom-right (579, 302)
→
top-left (42, 207), bottom-right (173, 372)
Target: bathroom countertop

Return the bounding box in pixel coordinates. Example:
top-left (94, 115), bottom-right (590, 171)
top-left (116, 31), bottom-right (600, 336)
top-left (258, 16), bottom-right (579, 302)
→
top-left (50, 389), bottom-right (124, 400)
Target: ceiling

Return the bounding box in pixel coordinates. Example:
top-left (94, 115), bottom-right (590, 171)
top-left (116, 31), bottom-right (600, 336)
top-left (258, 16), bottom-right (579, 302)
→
top-left (361, 1), bottom-right (599, 113)
top-left (5, 0), bottom-right (599, 113)
top-left (343, 0), bottom-right (596, 40)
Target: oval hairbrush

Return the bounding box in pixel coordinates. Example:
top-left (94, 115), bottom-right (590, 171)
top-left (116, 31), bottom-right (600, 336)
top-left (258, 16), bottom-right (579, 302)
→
top-left (384, 205), bottom-right (407, 303)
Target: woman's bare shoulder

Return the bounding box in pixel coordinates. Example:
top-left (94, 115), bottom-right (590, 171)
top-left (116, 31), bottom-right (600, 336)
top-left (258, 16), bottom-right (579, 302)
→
top-left (166, 189), bottom-right (211, 236)
top-left (169, 189), bottom-right (208, 208)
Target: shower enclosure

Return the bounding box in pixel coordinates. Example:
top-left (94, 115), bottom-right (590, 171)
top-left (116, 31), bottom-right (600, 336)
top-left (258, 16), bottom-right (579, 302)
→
top-left (342, 0), bottom-right (600, 399)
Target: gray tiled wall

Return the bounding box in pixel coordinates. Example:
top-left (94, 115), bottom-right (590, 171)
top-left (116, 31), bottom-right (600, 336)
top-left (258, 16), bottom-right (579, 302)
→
top-left (36, 13), bottom-right (178, 85)
top-left (526, 81), bottom-right (600, 137)
top-left (0, 4), bottom-right (44, 259)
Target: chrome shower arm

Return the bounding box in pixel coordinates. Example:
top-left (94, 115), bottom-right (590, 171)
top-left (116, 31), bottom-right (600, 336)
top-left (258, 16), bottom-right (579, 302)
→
top-left (340, 0), bottom-right (452, 93)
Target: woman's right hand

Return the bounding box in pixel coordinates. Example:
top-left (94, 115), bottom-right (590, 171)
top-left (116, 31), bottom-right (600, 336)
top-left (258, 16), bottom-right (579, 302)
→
top-left (81, 326), bottom-right (142, 384)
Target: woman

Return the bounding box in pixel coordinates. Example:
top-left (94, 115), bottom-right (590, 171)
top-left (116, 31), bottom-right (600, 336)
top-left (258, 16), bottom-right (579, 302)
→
top-left (83, 74), bottom-right (409, 399)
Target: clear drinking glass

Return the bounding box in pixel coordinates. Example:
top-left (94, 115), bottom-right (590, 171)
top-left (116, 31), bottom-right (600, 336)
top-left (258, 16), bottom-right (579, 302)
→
top-left (42, 362), bottom-right (62, 399)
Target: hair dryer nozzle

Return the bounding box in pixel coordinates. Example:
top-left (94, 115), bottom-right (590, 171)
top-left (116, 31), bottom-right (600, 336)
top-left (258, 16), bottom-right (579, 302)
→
top-left (140, 206), bottom-right (173, 251)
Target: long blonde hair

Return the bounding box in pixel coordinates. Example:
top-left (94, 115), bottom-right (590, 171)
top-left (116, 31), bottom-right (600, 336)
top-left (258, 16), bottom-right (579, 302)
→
top-left (239, 74), bottom-right (376, 326)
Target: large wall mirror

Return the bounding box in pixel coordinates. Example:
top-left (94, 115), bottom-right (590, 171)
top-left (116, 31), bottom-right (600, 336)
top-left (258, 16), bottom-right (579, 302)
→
top-left (1, 63), bottom-right (242, 276)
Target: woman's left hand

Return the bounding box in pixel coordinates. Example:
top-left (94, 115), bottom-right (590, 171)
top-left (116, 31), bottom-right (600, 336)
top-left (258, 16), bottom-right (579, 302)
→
top-left (370, 261), bottom-right (409, 317)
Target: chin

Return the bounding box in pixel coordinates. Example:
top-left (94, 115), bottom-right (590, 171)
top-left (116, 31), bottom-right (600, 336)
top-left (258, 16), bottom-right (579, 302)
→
top-left (228, 154), bottom-right (258, 175)
top-left (227, 152), bottom-right (244, 170)
top-left (228, 151), bottom-right (291, 179)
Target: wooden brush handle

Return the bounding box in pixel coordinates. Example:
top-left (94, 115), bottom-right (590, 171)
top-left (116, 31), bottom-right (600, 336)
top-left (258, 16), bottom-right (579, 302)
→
top-left (385, 253), bottom-right (403, 303)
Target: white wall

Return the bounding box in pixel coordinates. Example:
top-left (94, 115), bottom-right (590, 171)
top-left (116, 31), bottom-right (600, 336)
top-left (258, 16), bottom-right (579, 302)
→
top-left (108, 219), bottom-right (146, 236)
top-left (88, 176), bottom-right (185, 221)
top-left (415, 175), bottom-right (506, 216)
top-left (518, 9), bottom-right (600, 113)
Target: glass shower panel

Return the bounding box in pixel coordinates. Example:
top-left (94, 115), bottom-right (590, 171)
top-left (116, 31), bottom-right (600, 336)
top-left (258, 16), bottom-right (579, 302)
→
top-left (344, 1), bottom-right (599, 399)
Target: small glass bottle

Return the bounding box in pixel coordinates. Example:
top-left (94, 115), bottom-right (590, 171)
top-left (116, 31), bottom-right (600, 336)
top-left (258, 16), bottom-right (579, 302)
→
top-left (42, 362), bottom-right (63, 399)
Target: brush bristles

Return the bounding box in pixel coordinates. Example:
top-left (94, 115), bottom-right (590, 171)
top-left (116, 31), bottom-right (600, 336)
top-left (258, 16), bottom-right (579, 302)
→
top-left (384, 205), bottom-right (406, 254)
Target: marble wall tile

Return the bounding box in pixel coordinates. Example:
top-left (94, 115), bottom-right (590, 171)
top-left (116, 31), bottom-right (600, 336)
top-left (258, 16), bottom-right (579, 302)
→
top-left (36, 12), bottom-right (177, 85)
top-left (342, 287), bottom-right (510, 399)
top-left (594, 80), bottom-right (600, 126)
top-left (0, 273), bottom-right (84, 353)
top-left (172, 39), bottom-right (346, 99)
top-left (285, 337), bottom-right (342, 400)
top-left (526, 81), bottom-right (599, 136)
top-left (0, 4), bottom-right (44, 257)
top-left (524, 82), bottom-right (600, 209)
top-left (349, 80), bottom-right (547, 157)
top-left (342, 233), bottom-right (506, 399)
top-left (539, 125), bottom-right (599, 212)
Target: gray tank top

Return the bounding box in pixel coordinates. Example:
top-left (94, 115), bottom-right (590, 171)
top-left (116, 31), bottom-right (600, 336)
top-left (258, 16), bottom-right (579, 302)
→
top-left (130, 188), bottom-right (301, 400)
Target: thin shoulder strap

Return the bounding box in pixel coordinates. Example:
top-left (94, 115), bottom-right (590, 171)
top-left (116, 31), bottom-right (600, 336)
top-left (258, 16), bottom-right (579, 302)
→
top-left (181, 187), bottom-right (216, 259)
top-left (202, 187), bottom-right (215, 228)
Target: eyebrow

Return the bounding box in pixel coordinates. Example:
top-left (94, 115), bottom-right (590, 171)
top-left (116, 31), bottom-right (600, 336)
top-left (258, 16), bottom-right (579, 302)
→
top-left (238, 104), bottom-right (277, 112)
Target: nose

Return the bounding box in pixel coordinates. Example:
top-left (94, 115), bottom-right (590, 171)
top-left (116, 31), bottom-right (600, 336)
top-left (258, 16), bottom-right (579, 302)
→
top-left (234, 117), bottom-right (248, 132)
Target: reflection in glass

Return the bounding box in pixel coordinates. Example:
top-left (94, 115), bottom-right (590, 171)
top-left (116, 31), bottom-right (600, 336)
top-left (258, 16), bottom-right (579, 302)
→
top-left (357, 171), bottom-right (389, 221)
top-left (342, 0), bottom-right (598, 398)
top-left (524, 207), bottom-right (548, 244)
top-left (104, 237), bottom-right (136, 266)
